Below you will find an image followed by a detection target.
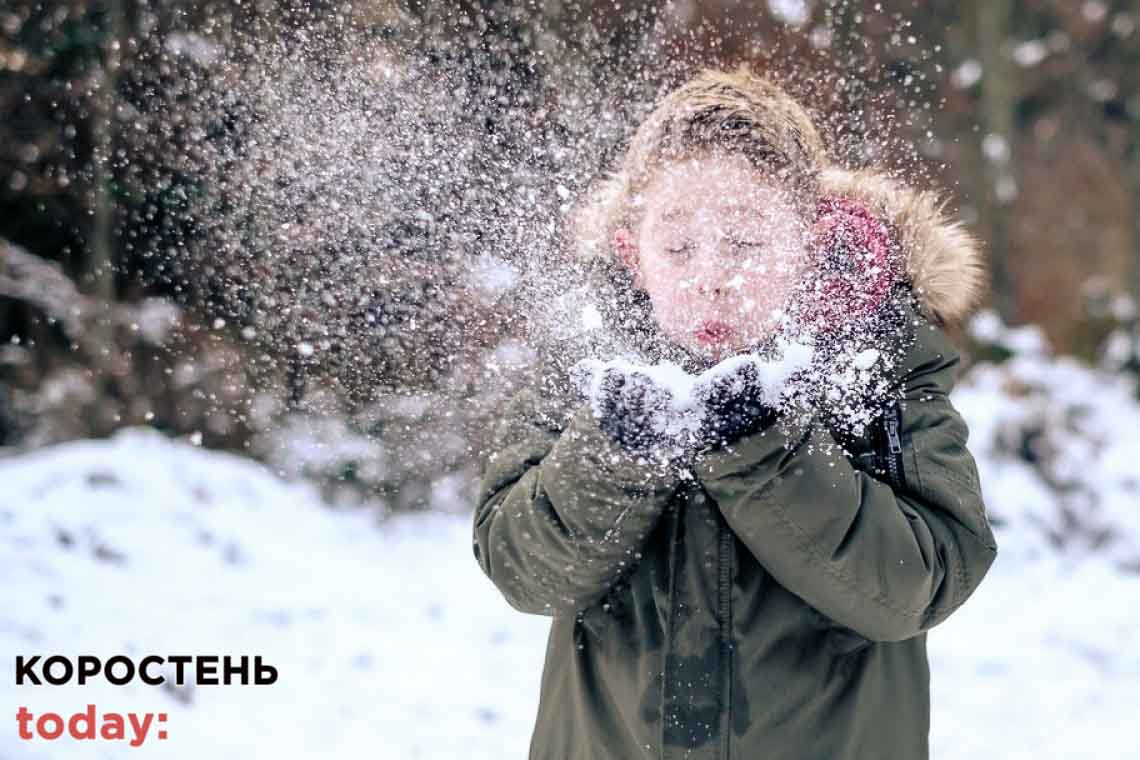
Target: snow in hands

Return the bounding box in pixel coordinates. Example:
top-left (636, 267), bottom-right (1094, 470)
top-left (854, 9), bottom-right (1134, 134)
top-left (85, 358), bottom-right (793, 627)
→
top-left (571, 338), bottom-right (815, 458)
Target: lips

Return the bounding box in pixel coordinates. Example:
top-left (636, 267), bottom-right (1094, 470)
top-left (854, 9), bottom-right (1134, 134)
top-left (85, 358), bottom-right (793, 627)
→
top-left (694, 320), bottom-right (735, 344)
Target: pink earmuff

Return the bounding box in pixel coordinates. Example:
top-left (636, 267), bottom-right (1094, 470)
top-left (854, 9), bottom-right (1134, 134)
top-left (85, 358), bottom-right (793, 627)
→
top-left (804, 196), bottom-right (899, 330)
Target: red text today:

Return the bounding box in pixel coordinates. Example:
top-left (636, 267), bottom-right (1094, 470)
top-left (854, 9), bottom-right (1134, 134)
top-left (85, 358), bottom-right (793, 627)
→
top-left (16, 705), bottom-right (168, 747)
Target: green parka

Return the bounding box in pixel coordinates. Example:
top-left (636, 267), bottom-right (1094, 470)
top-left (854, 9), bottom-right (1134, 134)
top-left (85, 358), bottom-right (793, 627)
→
top-left (472, 167), bottom-right (999, 760)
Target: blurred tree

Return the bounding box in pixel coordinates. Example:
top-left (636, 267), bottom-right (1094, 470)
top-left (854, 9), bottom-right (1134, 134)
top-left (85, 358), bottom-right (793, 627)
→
top-left (965, 0), bottom-right (1017, 319)
top-left (88, 0), bottom-right (126, 304)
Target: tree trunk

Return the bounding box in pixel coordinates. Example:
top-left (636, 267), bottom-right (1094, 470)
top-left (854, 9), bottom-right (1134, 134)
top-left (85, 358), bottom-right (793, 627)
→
top-left (968, 0), bottom-right (1017, 320)
top-left (85, 0), bottom-right (126, 305)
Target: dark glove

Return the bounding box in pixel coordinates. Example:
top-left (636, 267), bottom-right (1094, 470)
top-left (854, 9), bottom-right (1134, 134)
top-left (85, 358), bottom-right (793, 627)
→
top-left (693, 361), bottom-right (780, 448)
top-left (593, 367), bottom-right (684, 455)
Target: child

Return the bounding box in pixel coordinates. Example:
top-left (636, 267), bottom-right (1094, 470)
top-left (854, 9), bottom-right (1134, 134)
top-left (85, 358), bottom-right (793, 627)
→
top-left (472, 65), bottom-right (999, 760)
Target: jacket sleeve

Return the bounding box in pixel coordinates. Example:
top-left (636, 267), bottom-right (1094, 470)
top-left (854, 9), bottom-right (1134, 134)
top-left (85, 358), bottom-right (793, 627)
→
top-left (693, 341), bottom-right (999, 643)
top-left (472, 385), bottom-right (682, 617)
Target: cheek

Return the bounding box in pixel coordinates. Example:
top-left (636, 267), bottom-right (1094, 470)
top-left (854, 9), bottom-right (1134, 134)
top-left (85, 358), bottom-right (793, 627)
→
top-left (734, 262), bottom-right (805, 328)
top-left (642, 273), bottom-right (696, 324)
top-left (738, 278), bottom-right (788, 316)
top-left (646, 283), bottom-right (686, 319)
top-left (742, 248), bottom-right (808, 297)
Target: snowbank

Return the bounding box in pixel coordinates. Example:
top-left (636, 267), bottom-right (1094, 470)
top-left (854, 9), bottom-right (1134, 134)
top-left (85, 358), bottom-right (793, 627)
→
top-left (959, 313), bottom-right (1140, 570)
top-left (0, 429), bottom-right (549, 759)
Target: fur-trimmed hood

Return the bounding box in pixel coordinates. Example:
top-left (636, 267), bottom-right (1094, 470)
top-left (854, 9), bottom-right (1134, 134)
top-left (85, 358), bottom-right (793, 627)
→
top-left (569, 67), bottom-right (985, 328)
top-left (818, 166), bottom-right (986, 326)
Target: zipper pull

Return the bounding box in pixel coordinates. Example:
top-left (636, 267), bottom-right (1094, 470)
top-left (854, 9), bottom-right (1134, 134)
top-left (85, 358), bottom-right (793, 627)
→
top-left (886, 409), bottom-right (903, 455)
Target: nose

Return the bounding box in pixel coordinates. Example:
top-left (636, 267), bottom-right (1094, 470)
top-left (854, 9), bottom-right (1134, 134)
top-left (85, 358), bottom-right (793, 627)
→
top-left (694, 260), bottom-right (730, 299)
top-left (696, 279), bottom-right (724, 299)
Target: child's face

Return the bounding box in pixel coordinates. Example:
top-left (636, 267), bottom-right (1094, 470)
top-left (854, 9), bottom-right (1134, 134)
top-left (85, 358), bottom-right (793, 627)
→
top-left (613, 153), bottom-right (811, 362)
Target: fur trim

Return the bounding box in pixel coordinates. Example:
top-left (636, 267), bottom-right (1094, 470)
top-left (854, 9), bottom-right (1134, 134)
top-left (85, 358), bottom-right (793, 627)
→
top-left (818, 166), bottom-right (987, 325)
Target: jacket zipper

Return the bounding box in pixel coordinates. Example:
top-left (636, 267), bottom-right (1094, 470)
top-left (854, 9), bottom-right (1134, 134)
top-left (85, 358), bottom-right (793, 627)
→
top-left (718, 519), bottom-right (733, 760)
top-left (885, 401), bottom-right (905, 489)
top-left (662, 499), bottom-right (682, 760)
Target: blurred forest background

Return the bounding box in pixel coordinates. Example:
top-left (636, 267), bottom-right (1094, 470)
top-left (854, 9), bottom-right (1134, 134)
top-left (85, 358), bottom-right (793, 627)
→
top-left (2, 0), bottom-right (1139, 511)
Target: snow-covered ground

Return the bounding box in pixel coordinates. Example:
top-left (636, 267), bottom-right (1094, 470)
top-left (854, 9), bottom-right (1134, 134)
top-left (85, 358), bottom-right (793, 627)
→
top-left (1, 430), bottom-right (549, 759)
top-left (2, 345), bottom-right (1138, 758)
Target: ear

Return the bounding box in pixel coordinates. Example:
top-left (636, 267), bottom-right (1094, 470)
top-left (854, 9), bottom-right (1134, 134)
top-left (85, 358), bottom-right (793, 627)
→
top-left (611, 227), bottom-right (642, 287)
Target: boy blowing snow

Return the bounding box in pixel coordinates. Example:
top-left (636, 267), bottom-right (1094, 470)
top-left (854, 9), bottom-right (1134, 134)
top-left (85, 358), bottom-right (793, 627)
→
top-left (472, 66), bottom-right (999, 760)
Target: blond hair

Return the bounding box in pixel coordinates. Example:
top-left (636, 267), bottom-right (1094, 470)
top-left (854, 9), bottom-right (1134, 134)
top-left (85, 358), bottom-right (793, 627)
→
top-left (571, 64), bottom-right (829, 262)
